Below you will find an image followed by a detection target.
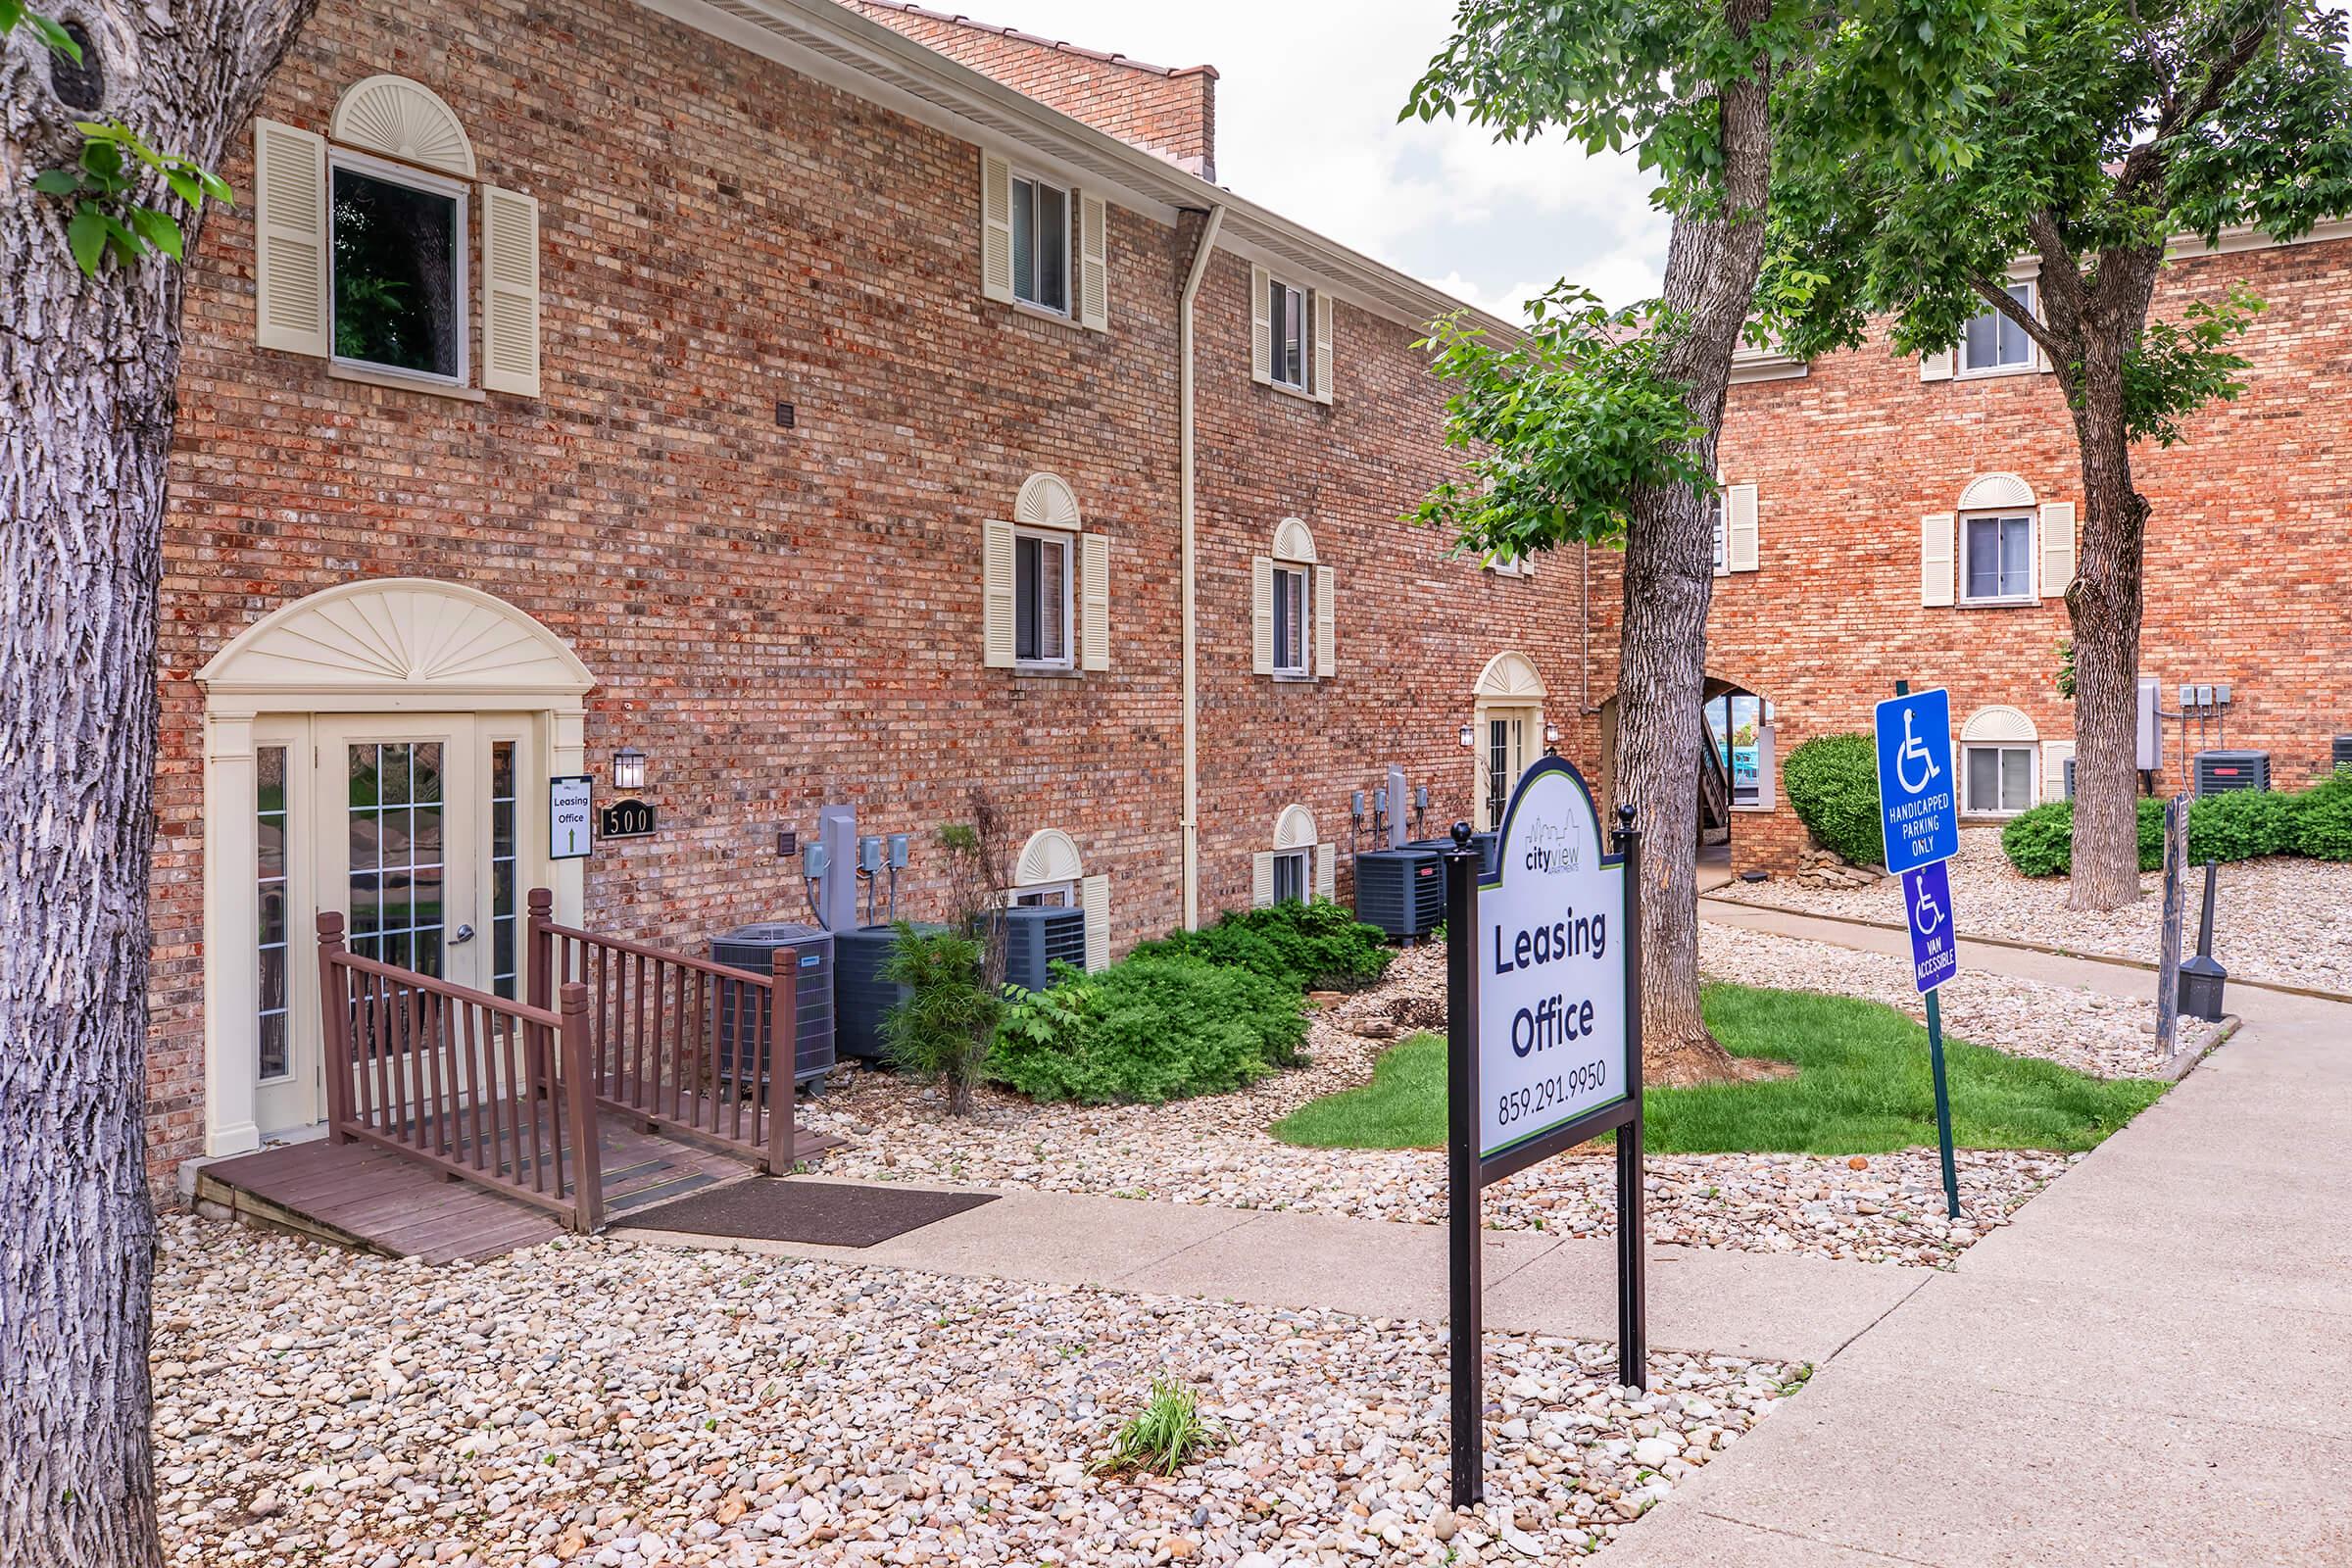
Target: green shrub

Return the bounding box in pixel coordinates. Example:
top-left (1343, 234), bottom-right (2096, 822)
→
top-left (2188, 788), bottom-right (2303, 863)
top-left (1782, 734), bottom-right (1886, 867)
top-left (991, 954), bottom-right (1308, 1104)
top-left (1132, 899), bottom-right (1394, 992)
top-left (881, 923), bottom-right (1003, 1114)
top-left (1999, 801), bottom-right (2076, 877)
top-left (2296, 769), bottom-right (2352, 861)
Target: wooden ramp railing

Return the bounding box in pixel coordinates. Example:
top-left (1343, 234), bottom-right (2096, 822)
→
top-left (527, 890), bottom-right (798, 1176)
top-left (317, 911), bottom-right (605, 1232)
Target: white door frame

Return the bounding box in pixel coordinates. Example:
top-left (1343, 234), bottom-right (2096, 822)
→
top-left (196, 579), bottom-right (595, 1157)
top-left (1472, 651), bottom-right (1550, 832)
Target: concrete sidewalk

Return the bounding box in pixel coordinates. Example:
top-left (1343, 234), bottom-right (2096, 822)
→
top-left (1602, 978), bottom-right (2352, 1566)
top-left (621, 1187), bottom-right (1923, 1366)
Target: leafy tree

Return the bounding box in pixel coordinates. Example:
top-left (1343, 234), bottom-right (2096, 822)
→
top-left (1, 6), bottom-right (317, 1566)
top-left (1759, 0), bottom-right (2352, 910)
top-left (1405, 0), bottom-right (2017, 1083)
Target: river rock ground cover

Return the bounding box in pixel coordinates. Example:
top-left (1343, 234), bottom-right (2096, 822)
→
top-left (806, 924), bottom-right (2155, 1266)
top-left (155, 1215), bottom-right (1798, 1567)
top-left (1713, 826), bottom-right (2352, 994)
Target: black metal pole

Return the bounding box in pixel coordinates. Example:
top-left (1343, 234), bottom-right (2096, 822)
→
top-left (1444, 820), bottom-right (1484, 1510)
top-left (2196, 858), bottom-right (2219, 957)
top-left (1611, 804), bottom-right (1647, 1392)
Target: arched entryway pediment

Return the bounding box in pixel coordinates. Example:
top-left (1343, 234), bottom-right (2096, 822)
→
top-left (197, 577), bottom-right (594, 713)
top-left (1473, 650), bottom-right (1547, 701)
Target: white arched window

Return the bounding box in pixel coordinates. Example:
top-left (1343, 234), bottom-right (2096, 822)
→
top-left (252, 75), bottom-right (541, 396)
top-left (1959, 705), bottom-right (2039, 816)
top-left (1251, 517), bottom-right (1335, 681)
top-left (1252, 805), bottom-right (1335, 907)
top-left (984, 472), bottom-right (1109, 675)
top-left (1011, 827), bottom-right (1109, 970)
top-left (1923, 473), bottom-right (2075, 608)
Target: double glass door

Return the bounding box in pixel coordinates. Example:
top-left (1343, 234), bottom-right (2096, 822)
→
top-left (251, 713), bottom-right (529, 1139)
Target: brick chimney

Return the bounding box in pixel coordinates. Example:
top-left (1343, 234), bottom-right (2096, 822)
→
top-left (843, 1), bottom-right (1218, 181)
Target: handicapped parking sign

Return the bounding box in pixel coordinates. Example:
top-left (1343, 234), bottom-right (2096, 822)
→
top-left (1873, 688), bottom-right (1959, 873)
top-left (1902, 858), bottom-right (1958, 994)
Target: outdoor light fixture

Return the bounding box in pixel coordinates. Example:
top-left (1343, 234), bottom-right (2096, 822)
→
top-left (1457, 721), bottom-right (1476, 749)
top-left (1544, 720), bottom-right (1561, 757)
top-left (612, 746), bottom-right (648, 793)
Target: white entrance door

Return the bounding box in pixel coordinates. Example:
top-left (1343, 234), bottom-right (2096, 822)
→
top-left (251, 714), bottom-right (531, 1140)
top-left (1482, 707), bottom-right (1538, 830)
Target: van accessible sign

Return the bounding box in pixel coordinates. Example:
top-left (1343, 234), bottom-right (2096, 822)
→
top-left (1475, 764), bottom-right (1630, 1159)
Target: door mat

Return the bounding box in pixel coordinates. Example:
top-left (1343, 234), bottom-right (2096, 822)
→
top-left (627, 1179), bottom-right (996, 1249)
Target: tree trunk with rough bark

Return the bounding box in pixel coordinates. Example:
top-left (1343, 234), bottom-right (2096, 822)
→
top-left (1, 7), bottom-right (314, 1565)
top-left (1611, 12), bottom-right (1774, 1087)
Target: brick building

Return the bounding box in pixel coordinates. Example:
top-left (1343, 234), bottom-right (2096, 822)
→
top-left (1602, 230), bottom-right (2352, 873)
top-left (155, 0), bottom-right (1596, 1177)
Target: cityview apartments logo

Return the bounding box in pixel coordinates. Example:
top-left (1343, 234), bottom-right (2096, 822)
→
top-left (1521, 810), bottom-right (1584, 875)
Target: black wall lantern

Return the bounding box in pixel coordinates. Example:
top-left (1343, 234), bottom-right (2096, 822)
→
top-left (612, 746), bottom-right (648, 793)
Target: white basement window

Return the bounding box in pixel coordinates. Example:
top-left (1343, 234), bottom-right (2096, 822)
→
top-left (1964, 743), bottom-right (2036, 816)
top-left (330, 150), bottom-right (467, 383)
top-left (1011, 172), bottom-right (1072, 316)
top-left (1961, 512), bottom-right (2035, 603)
top-left (1961, 282), bottom-right (2034, 374)
top-left (1013, 529), bottom-right (1073, 669)
top-left (1271, 849), bottom-right (1308, 905)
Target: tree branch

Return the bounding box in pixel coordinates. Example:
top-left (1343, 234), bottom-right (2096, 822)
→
top-left (2114, 11), bottom-right (2276, 205)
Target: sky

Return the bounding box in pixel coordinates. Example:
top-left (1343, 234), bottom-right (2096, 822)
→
top-left (941, 0), bottom-right (1671, 318)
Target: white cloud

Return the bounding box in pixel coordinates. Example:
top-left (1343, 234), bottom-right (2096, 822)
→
top-left (939, 0), bottom-right (1674, 311)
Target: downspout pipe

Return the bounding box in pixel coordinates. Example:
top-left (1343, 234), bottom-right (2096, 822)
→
top-left (1178, 203), bottom-right (1225, 931)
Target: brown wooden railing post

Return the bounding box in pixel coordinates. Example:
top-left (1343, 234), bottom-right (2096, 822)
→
top-left (560, 981), bottom-right (604, 1231)
top-left (764, 948), bottom-right (798, 1176)
top-left (526, 888), bottom-right (555, 1013)
top-left (317, 911), bottom-right (352, 1145)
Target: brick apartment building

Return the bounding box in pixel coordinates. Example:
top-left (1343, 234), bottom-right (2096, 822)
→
top-left (155, 0), bottom-right (1595, 1177)
top-left (1595, 230), bottom-right (2352, 873)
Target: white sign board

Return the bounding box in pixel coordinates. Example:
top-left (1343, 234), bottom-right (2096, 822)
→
top-left (549, 775), bottom-right (594, 860)
top-left (1476, 762), bottom-right (1630, 1159)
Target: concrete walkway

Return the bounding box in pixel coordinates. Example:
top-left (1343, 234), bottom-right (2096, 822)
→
top-left (1604, 964), bottom-right (2352, 1565)
top-left (621, 1186), bottom-right (1922, 1366)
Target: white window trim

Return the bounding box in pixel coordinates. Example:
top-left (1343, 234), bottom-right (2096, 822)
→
top-left (1957, 509), bottom-right (2038, 607)
top-left (1269, 278), bottom-right (1307, 393)
top-left (1270, 847), bottom-right (1310, 904)
top-left (1271, 561), bottom-right (1311, 679)
top-left (326, 145), bottom-right (471, 391)
top-left (1962, 741), bottom-right (2039, 817)
top-left (1956, 280), bottom-right (2037, 380)
top-left (1009, 166), bottom-right (1075, 320)
top-left (1012, 525), bottom-right (1076, 673)
top-left (1013, 879), bottom-right (1076, 906)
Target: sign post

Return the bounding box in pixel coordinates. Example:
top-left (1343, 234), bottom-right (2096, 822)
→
top-left (2154, 793), bottom-right (2190, 1058)
top-left (1445, 759), bottom-right (1643, 1509)
top-left (1873, 683), bottom-right (1961, 1221)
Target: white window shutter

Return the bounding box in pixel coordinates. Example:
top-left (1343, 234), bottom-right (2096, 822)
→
top-left (1080, 874), bottom-right (1109, 971)
top-left (2044, 739), bottom-right (2076, 800)
top-left (1311, 289), bottom-right (1334, 404)
top-left (480, 185), bottom-right (541, 396)
top-left (1313, 843), bottom-right (1336, 902)
top-left (1250, 264), bottom-right (1272, 385)
top-left (1921, 514), bottom-right (1956, 607)
top-left (981, 152), bottom-right (1014, 304)
top-left (1313, 564), bottom-right (1336, 678)
top-left (1920, 347), bottom-right (1955, 382)
top-left (2039, 502), bottom-right (2076, 599)
top-left (1080, 532), bottom-right (1109, 670)
top-left (1251, 852), bottom-right (1275, 909)
top-left (1251, 555), bottom-right (1275, 675)
top-left (253, 119), bottom-right (328, 358)
top-left (1725, 483), bottom-right (1760, 572)
top-left (1078, 192), bottom-right (1108, 332)
top-left (983, 520), bottom-right (1016, 667)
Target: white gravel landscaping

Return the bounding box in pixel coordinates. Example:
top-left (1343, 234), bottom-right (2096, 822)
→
top-left (155, 1215), bottom-right (1800, 1567)
top-left (1714, 826), bottom-right (2352, 995)
top-left (804, 934), bottom-right (2098, 1269)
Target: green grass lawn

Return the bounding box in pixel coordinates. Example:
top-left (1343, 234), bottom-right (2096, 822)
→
top-left (1272, 982), bottom-right (2167, 1155)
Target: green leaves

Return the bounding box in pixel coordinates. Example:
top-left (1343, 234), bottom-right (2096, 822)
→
top-left (1408, 283), bottom-right (1711, 564)
top-left (2120, 282), bottom-right (2264, 447)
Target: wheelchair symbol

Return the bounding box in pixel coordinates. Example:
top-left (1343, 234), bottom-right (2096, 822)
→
top-left (1913, 878), bottom-right (1944, 938)
top-left (1894, 710), bottom-right (1941, 796)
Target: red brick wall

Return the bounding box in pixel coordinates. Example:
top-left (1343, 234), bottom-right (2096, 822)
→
top-left (149, 0), bottom-right (1586, 1178)
top-left (1617, 237), bottom-right (2352, 872)
top-left (843, 0), bottom-right (1217, 177)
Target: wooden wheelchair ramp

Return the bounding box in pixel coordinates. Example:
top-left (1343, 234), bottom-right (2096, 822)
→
top-left (197, 897), bottom-right (842, 1264)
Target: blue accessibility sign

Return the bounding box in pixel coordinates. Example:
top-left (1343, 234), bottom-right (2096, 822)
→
top-left (1873, 688), bottom-right (1959, 873)
top-left (1902, 858), bottom-right (1959, 994)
